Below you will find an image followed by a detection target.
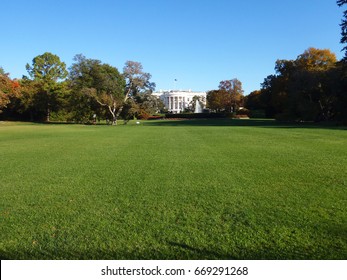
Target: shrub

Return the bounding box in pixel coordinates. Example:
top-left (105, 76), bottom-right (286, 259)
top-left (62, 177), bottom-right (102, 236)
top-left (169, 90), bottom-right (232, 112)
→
top-left (165, 113), bottom-right (226, 119)
top-left (249, 110), bottom-right (266, 118)
top-left (147, 115), bottom-right (164, 120)
top-left (138, 111), bottom-right (150, 120)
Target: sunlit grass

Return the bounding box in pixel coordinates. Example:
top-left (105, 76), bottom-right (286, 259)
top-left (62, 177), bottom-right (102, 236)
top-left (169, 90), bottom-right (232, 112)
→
top-left (0, 119), bottom-right (346, 259)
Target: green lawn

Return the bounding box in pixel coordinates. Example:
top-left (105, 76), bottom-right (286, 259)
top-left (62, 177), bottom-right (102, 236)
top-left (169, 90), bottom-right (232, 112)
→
top-left (0, 119), bottom-right (346, 259)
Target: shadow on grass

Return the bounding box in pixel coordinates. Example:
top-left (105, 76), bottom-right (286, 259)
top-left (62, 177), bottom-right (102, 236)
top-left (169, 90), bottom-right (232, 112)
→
top-left (1, 245), bottom-right (345, 260)
top-left (5, 119), bottom-right (346, 130)
top-left (164, 241), bottom-right (237, 260)
top-left (2, 228), bottom-right (346, 260)
top-left (143, 118), bottom-right (347, 130)
top-left (0, 244), bottom-right (236, 260)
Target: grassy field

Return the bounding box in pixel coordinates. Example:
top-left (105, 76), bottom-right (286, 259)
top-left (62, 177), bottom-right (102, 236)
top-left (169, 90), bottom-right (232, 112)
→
top-left (0, 119), bottom-right (346, 259)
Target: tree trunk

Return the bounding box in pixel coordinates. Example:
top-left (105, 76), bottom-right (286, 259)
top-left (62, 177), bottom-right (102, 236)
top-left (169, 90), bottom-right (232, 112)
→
top-left (112, 114), bottom-right (117, 125)
top-left (114, 88), bottom-right (131, 125)
top-left (108, 105), bottom-right (117, 125)
top-left (46, 107), bottom-right (50, 122)
top-left (114, 107), bottom-right (123, 125)
top-left (46, 90), bottom-right (50, 122)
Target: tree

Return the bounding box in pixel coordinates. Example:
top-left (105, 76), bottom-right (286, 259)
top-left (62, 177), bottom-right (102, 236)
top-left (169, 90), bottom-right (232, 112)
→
top-left (115, 61), bottom-right (156, 123)
top-left (245, 90), bottom-right (264, 110)
top-left (336, 1), bottom-right (347, 124)
top-left (332, 61), bottom-right (347, 123)
top-left (259, 48), bottom-right (338, 121)
top-left (0, 74), bottom-right (11, 112)
top-left (135, 93), bottom-right (165, 115)
top-left (26, 52), bottom-right (68, 121)
top-left (218, 78), bottom-right (244, 112)
top-left (69, 54), bottom-right (125, 125)
top-left (338, 0), bottom-right (347, 60)
top-left (0, 69), bottom-right (21, 113)
top-left (0, 66), bottom-right (6, 75)
top-left (206, 90), bottom-right (230, 112)
top-left (293, 48), bottom-right (337, 121)
top-left (296, 48), bottom-right (337, 71)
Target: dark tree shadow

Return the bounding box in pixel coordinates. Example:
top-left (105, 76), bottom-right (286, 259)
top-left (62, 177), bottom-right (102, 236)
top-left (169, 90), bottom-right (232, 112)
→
top-left (143, 118), bottom-right (347, 130)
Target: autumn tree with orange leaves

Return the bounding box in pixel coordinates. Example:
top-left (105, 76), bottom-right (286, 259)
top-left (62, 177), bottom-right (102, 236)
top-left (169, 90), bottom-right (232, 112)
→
top-left (0, 68), bottom-right (21, 113)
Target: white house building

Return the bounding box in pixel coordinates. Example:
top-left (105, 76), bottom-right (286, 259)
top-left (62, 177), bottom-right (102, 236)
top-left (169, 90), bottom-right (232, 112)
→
top-left (152, 89), bottom-right (207, 114)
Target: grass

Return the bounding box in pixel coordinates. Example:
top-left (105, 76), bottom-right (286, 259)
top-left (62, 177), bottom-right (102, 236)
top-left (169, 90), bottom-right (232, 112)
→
top-left (0, 119), bottom-right (346, 259)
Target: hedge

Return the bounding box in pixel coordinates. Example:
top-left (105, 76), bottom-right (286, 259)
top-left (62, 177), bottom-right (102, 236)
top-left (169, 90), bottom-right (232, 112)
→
top-left (165, 113), bottom-right (228, 119)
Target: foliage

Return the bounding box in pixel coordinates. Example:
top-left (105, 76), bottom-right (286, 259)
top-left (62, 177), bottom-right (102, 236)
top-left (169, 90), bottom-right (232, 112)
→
top-left (244, 90), bottom-right (264, 110)
top-left (331, 61), bottom-right (347, 124)
top-left (0, 66), bottom-right (6, 75)
top-left (134, 93), bottom-right (165, 115)
top-left (218, 79), bottom-right (244, 112)
top-left (338, 0), bottom-right (347, 60)
top-left (69, 54), bottom-right (125, 124)
top-left (25, 52), bottom-right (68, 122)
top-left (123, 61), bottom-right (156, 97)
top-left (256, 48), bottom-right (339, 121)
top-left (0, 70), bottom-right (21, 113)
top-left (1, 45), bottom-right (346, 124)
top-left (206, 79), bottom-right (244, 113)
top-left (336, 1), bottom-right (347, 124)
top-left (117, 61), bottom-right (156, 124)
top-left (1, 55), bottom-right (157, 124)
top-left (165, 112), bottom-right (226, 119)
top-left (206, 90), bottom-right (230, 112)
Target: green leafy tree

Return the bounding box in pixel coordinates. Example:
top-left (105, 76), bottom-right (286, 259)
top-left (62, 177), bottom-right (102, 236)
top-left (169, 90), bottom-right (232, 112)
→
top-left (26, 52), bottom-right (68, 121)
top-left (69, 54), bottom-right (125, 125)
top-left (0, 66), bottom-right (6, 75)
top-left (136, 93), bottom-right (164, 114)
top-left (116, 61), bottom-right (156, 123)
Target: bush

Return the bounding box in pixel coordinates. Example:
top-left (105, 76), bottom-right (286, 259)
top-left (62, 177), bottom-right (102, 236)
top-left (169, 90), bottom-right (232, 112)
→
top-left (138, 111), bottom-right (150, 120)
top-left (50, 110), bottom-right (74, 122)
top-left (165, 113), bottom-right (226, 119)
top-left (249, 110), bottom-right (266, 118)
top-left (147, 115), bottom-right (164, 120)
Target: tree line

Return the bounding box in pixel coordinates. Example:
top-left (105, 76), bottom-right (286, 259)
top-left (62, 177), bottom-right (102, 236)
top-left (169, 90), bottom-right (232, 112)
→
top-left (0, 53), bottom-right (164, 125)
top-left (0, 50), bottom-right (246, 123)
top-left (244, 47), bottom-right (347, 122)
top-left (244, 1), bottom-right (347, 123)
top-left (206, 1), bottom-right (347, 123)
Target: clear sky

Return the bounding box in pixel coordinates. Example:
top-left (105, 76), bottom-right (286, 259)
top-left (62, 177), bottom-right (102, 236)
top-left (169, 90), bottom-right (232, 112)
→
top-left (1, 0), bottom-right (343, 94)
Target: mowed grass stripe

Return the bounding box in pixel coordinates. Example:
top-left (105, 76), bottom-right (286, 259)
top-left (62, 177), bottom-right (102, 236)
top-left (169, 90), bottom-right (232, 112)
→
top-left (0, 120), bottom-right (346, 259)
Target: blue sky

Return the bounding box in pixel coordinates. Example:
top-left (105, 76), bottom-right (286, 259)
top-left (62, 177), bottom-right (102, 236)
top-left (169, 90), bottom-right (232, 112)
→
top-left (1, 0), bottom-right (343, 94)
